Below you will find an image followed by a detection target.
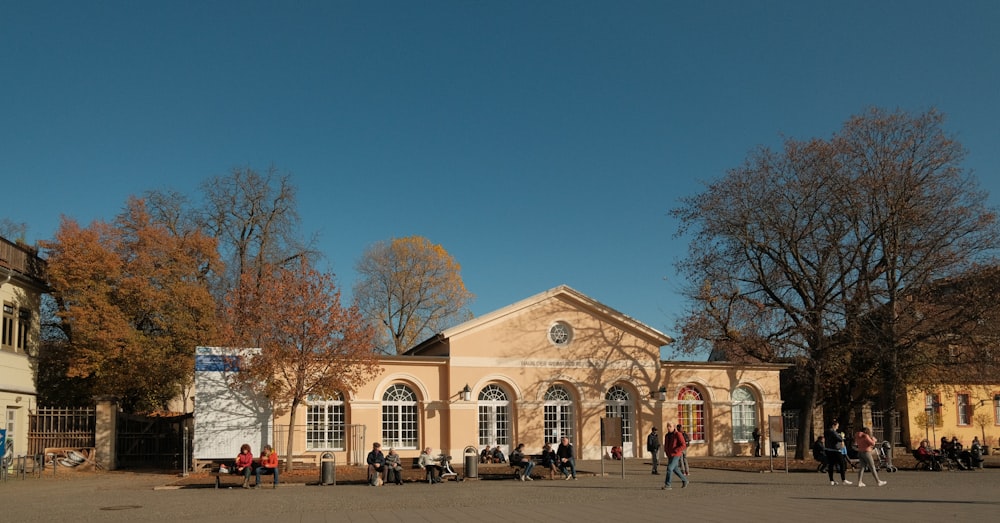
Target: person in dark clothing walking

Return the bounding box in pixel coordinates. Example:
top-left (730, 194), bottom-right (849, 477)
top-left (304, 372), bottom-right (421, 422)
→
top-left (824, 420), bottom-right (852, 486)
top-left (752, 427), bottom-right (762, 457)
top-left (647, 427), bottom-right (661, 474)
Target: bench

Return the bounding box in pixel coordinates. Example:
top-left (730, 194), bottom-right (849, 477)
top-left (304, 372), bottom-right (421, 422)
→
top-left (209, 469), bottom-right (249, 489)
top-left (408, 456), bottom-right (461, 483)
top-left (509, 454), bottom-right (545, 480)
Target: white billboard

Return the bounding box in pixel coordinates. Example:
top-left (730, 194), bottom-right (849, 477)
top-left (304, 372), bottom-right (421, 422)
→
top-left (193, 346), bottom-right (273, 460)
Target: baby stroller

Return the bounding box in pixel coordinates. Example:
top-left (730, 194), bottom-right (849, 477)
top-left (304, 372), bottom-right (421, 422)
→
top-left (438, 454), bottom-right (461, 482)
top-left (874, 441), bottom-right (898, 473)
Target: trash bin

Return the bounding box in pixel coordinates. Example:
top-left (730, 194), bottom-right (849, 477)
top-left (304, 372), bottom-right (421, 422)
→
top-left (320, 452), bottom-right (336, 485)
top-left (464, 446), bottom-right (478, 479)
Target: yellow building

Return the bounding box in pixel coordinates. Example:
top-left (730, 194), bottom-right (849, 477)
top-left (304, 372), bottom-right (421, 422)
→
top-left (902, 385), bottom-right (1000, 450)
top-left (273, 285), bottom-right (784, 464)
top-left (1, 237), bottom-right (46, 458)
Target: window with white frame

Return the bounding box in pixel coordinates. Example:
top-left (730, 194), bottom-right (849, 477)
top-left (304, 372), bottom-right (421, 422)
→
top-left (477, 384), bottom-right (510, 453)
top-left (605, 386), bottom-right (633, 448)
top-left (677, 386), bottom-right (705, 442)
top-left (957, 393), bottom-right (971, 426)
top-left (382, 384), bottom-right (418, 449)
top-left (16, 308), bottom-right (30, 352)
top-left (1, 303), bottom-right (13, 351)
top-left (306, 393), bottom-right (345, 450)
top-left (925, 393), bottom-right (943, 427)
top-left (731, 386), bottom-right (757, 442)
top-left (543, 385), bottom-right (574, 445)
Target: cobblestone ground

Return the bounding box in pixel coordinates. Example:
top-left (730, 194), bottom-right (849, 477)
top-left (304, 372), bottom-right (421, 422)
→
top-left (1, 458), bottom-right (997, 522)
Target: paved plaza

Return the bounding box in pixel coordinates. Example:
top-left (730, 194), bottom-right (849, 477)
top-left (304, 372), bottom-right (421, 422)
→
top-left (2, 459), bottom-right (997, 522)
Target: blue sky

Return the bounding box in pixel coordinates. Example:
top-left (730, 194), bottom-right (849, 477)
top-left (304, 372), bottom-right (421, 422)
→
top-left (3, 1), bottom-right (999, 347)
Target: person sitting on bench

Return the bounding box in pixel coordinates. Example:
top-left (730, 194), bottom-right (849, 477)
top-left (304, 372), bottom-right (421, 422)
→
top-left (419, 447), bottom-right (443, 483)
top-left (510, 443), bottom-right (535, 481)
top-left (255, 445), bottom-right (279, 488)
top-left (235, 443), bottom-right (254, 489)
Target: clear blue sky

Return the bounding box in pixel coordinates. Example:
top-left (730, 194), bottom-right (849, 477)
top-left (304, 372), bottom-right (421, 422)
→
top-left (3, 1), bottom-right (999, 345)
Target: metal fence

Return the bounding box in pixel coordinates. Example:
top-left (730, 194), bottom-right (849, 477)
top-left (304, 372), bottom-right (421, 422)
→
top-left (872, 410), bottom-right (902, 446)
top-left (28, 407), bottom-right (95, 455)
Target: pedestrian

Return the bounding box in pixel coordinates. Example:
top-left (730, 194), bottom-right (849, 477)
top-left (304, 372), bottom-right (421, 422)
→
top-left (752, 426), bottom-right (762, 457)
top-left (661, 423), bottom-right (688, 490)
top-left (647, 427), bottom-right (661, 474)
top-left (676, 423), bottom-right (690, 476)
top-left (824, 420), bottom-right (851, 485)
top-left (854, 427), bottom-right (886, 487)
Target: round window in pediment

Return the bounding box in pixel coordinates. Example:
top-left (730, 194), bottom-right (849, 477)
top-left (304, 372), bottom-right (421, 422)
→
top-left (548, 321), bottom-right (573, 347)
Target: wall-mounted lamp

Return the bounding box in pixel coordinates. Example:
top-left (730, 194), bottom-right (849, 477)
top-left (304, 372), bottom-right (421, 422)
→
top-left (461, 384), bottom-right (472, 402)
top-left (652, 387), bottom-right (667, 402)
top-left (977, 394), bottom-right (1000, 407)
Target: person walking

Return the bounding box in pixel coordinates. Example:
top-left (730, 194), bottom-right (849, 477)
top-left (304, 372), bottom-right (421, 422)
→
top-left (676, 424), bottom-right (691, 476)
top-left (661, 423), bottom-right (688, 490)
top-left (854, 427), bottom-right (887, 487)
top-left (647, 427), bottom-right (661, 474)
top-left (752, 427), bottom-right (762, 457)
top-left (824, 420), bottom-right (851, 485)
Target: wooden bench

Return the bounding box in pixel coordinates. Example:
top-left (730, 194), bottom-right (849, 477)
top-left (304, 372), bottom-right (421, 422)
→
top-left (509, 454), bottom-right (545, 480)
top-left (209, 468), bottom-right (248, 489)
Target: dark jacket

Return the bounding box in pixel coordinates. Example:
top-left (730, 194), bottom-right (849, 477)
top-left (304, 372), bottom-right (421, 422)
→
top-left (647, 431), bottom-right (660, 452)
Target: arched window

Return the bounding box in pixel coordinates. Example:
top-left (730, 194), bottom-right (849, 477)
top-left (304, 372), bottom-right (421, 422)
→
top-left (544, 385), bottom-right (574, 444)
top-left (605, 385), bottom-right (633, 456)
top-left (382, 384), bottom-right (418, 449)
top-left (677, 386), bottom-right (705, 442)
top-left (731, 386), bottom-right (757, 443)
top-left (478, 384), bottom-right (510, 454)
top-left (307, 392), bottom-right (345, 450)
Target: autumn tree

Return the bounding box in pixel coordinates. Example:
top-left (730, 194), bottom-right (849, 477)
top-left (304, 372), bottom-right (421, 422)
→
top-left (221, 259), bottom-right (380, 471)
top-left (672, 107), bottom-right (999, 457)
top-left (41, 198), bottom-right (220, 412)
top-left (354, 236), bottom-right (474, 354)
top-left (143, 166), bottom-right (319, 303)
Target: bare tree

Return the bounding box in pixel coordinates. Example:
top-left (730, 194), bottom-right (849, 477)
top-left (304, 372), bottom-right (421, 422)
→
top-left (196, 166), bottom-right (319, 296)
top-left (672, 108), bottom-right (999, 457)
top-left (354, 236), bottom-right (474, 354)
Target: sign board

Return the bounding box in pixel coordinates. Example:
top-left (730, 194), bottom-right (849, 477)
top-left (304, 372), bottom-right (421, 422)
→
top-left (768, 415), bottom-right (784, 443)
top-left (601, 417), bottom-right (623, 446)
top-left (193, 346), bottom-right (272, 460)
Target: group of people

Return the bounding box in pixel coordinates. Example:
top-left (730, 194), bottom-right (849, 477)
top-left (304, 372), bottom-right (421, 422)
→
top-left (646, 423), bottom-right (690, 490)
top-left (817, 420), bottom-right (887, 487)
top-left (479, 445), bottom-right (506, 464)
top-left (499, 437), bottom-right (578, 481)
top-left (915, 436), bottom-right (985, 471)
top-left (365, 442), bottom-right (406, 486)
top-left (231, 443), bottom-right (280, 489)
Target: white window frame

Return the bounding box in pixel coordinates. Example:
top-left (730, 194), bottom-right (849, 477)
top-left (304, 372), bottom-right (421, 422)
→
top-left (382, 384), bottom-right (418, 450)
top-left (306, 393), bottom-right (345, 451)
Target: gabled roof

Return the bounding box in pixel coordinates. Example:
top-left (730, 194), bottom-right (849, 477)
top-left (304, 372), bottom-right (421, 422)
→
top-left (405, 285), bottom-right (673, 355)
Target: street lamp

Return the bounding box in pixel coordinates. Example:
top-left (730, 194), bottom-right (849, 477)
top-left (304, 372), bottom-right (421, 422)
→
top-left (460, 384), bottom-right (472, 402)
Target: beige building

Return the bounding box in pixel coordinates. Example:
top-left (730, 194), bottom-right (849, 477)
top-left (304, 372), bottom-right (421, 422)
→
top-left (1, 237), bottom-right (46, 458)
top-left (273, 285), bottom-right (784, 464)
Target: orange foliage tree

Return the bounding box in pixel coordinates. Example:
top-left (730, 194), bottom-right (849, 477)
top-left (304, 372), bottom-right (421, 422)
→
top-left (221, 259), bottom-right (380, 470)
top-left (42, 198), bottom-right (220, 412)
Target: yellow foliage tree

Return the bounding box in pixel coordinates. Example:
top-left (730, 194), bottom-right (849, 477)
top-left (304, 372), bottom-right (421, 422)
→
top-left (354, 236), bottom-right (474, 354)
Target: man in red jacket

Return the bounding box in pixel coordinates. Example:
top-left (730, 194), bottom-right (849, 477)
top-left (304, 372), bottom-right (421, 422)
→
top-left (661, 423), bottom-right (688, 490)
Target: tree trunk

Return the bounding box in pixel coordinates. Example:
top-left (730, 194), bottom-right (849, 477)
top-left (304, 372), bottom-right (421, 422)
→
top-left (795, 375), bottom-right (820, 460)
top-left (284, 400), bottom-right (299, 473)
